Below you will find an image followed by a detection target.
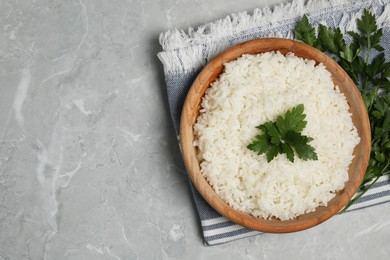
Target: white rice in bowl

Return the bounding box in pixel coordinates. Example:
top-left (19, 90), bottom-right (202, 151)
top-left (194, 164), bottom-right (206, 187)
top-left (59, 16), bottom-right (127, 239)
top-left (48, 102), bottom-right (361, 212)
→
top-left (193, 51), bottom-right (360, 221)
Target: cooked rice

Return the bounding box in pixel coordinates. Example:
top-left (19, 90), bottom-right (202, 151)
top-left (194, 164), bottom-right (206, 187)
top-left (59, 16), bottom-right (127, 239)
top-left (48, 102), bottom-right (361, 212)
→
top-left (193, 51), bottom-right (360, 220)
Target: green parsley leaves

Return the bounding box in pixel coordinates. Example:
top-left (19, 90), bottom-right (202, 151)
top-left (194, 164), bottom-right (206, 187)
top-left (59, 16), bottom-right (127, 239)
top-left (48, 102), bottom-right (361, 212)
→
top-left (247, 104), bottom-right (318, 163)
top-left (294, 9), bottom-right (390, 212)
top-left (294, 15), bottom-right (317, 47)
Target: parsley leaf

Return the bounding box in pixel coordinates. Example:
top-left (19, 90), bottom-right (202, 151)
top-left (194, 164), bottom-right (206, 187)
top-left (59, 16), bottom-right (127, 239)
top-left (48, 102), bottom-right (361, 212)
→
top-left (282, 104), bottom-right (307, 134)
top-left (294, 15), bottom-right (317, 47)
top-left (281, 143), bottom-right (295, 163)
top-left (357, 9), bottom-right (377, 36)
top-left (247, 134), bottom-right (270, 155)
top-left (247, 104), bottom-right (318, 163)
top-left (318, 25), bottom-right (339, 55)
top-left (285, 131), bottom-right (318, 161)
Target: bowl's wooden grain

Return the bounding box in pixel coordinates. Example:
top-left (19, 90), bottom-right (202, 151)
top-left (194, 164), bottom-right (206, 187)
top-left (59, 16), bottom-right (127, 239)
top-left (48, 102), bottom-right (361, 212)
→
top-left (180, 38), bottom-right (371, 233)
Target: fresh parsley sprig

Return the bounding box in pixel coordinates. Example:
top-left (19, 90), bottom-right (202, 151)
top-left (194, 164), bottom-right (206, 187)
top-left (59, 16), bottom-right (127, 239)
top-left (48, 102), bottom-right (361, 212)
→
top-left (294, 10), bottom-right (390, 212)
top-left (247, 104), bottom-right (318, 163)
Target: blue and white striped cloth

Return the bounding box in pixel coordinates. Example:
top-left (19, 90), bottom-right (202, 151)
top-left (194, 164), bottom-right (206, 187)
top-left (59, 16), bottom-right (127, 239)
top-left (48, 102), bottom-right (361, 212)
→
top-left (158, 0), bottom-right (390, 245)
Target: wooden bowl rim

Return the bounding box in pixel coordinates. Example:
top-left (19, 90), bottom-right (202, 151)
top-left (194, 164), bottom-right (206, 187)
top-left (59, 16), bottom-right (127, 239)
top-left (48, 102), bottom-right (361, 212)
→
top-left (180, 38), bottom-right (371, 233)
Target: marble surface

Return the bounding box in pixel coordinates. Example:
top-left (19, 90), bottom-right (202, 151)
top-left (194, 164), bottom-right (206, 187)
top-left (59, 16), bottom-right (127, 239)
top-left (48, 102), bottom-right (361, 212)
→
top-left (0, 0), bottom-right (389, 259)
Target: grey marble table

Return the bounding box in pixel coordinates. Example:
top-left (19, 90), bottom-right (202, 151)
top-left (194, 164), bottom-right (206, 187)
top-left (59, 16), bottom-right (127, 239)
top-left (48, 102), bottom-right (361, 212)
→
top-left (0, 0), bottom-right (389, 259)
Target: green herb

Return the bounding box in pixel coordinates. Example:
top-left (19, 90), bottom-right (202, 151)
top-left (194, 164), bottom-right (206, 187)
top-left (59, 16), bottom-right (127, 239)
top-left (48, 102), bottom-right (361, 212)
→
top-left (247, 104), bottom-right (318, 163)
top-left (294, 10), bottom-right (390, 212)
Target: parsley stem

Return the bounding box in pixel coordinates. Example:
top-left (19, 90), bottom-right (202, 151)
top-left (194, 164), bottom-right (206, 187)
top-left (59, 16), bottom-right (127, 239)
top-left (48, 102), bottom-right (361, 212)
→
top-left (362, 75), bottom-right (368, 93)
top-left (365, 34), bottom-right (371, 65)
top-left (367, 87), bottom-right (379, 111)
top-left (339, 175), bottom-right (380, 213)
top-left (382, 160), bottom-right (390, 175)
top-left (362, 32), bottom-right (372, 93)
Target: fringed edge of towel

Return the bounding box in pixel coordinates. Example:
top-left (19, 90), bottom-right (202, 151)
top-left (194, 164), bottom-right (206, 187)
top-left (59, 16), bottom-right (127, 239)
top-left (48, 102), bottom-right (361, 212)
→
top-left (157, 0), bottom-right (390, 75)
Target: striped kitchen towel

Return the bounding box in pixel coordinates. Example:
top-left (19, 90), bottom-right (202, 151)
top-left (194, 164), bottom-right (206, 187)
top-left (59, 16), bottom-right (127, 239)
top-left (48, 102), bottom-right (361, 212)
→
top-left (157, 0), bottom-right (390, 245)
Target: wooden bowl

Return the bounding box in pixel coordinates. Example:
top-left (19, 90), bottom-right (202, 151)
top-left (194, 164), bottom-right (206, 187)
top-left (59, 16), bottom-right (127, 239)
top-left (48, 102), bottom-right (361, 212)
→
top-left (180, 38), bottom-right (371, 233)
